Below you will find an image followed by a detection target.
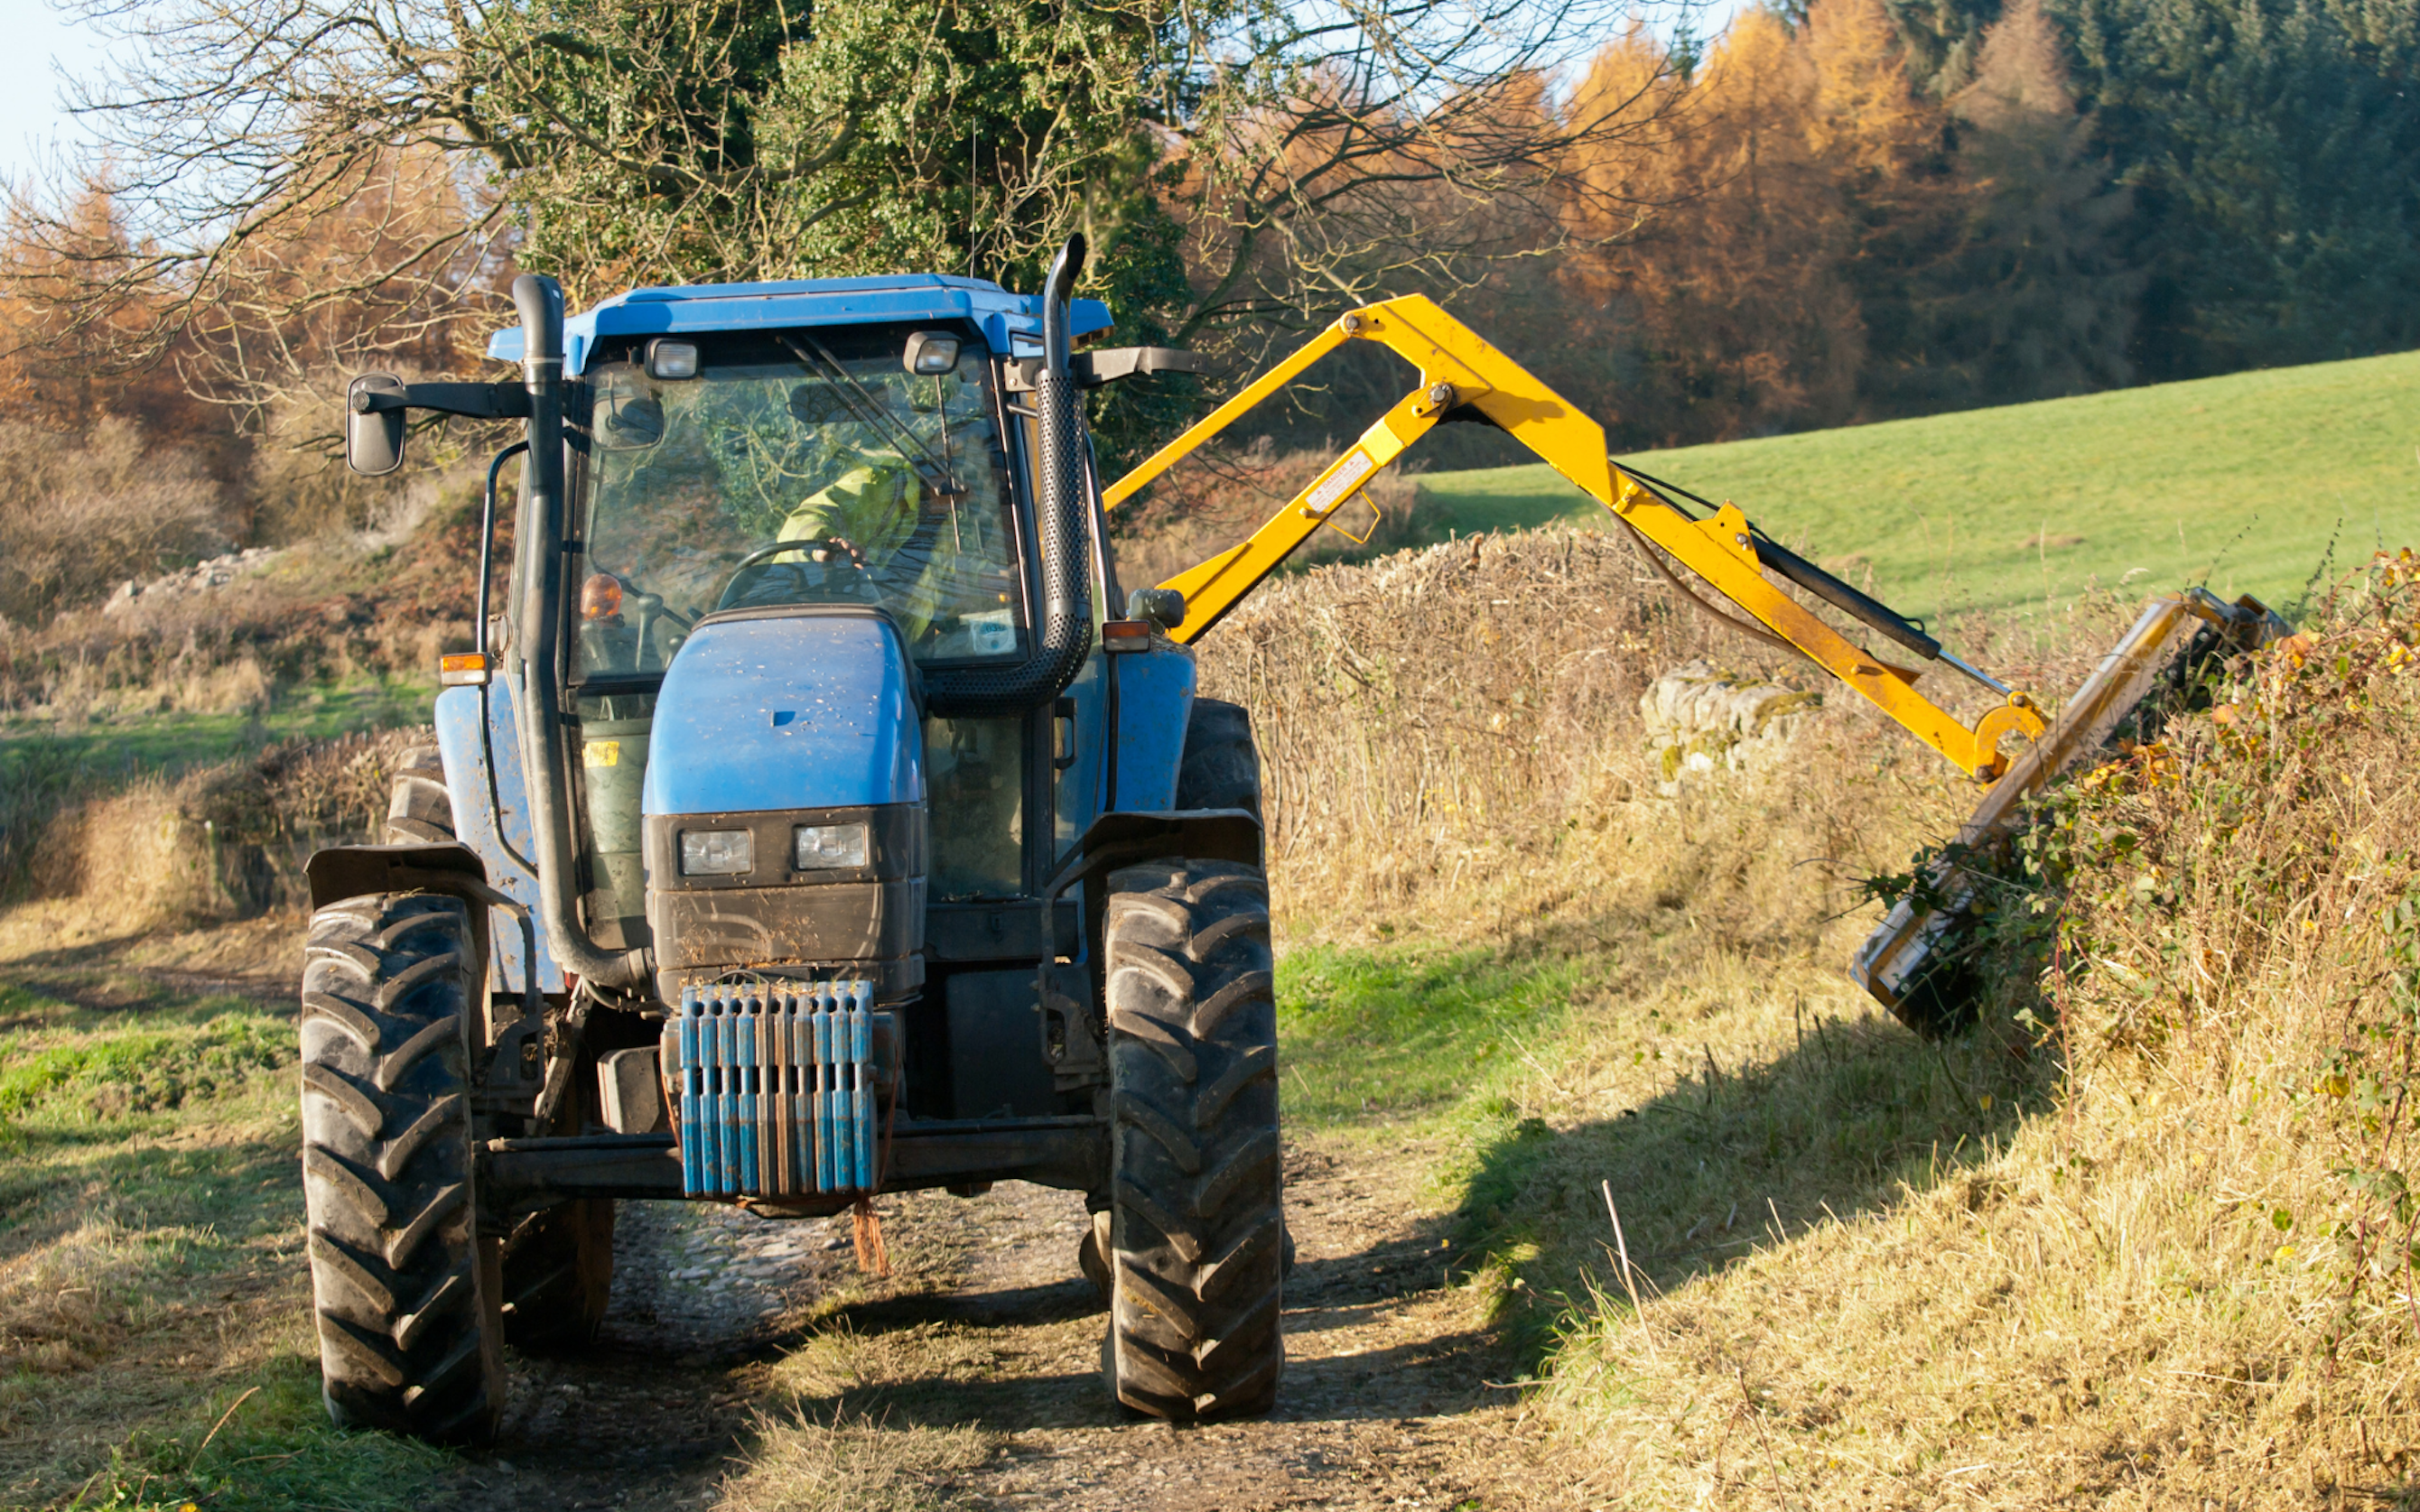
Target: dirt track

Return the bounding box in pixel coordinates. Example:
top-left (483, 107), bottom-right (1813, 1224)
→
top-left (431, 1134), bottom-right (1545, 1512)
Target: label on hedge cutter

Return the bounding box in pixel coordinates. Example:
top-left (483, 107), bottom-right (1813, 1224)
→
top-left (1305, 450), bottom-right (1376, 515)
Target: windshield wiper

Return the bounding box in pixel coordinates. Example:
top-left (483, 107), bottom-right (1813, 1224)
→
top-left (777, 332), bottom-right (966, 497)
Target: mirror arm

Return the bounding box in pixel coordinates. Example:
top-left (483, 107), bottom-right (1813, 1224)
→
top-left (1004, 347), bottom-right (1207, 392)
top-left (351, 379), bottom-right (535, 422)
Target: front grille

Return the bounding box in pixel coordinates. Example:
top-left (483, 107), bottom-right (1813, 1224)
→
top-left (665, 981), bottom-right (882, 1198)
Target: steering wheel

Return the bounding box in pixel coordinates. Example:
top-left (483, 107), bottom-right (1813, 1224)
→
top-left (733, 535), bottom-right (865, 571)
top-left (715, 536), bottom-right (870, 612)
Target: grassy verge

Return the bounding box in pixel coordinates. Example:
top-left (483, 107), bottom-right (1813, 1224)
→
top-left (1273, 918), bottom-right (2052, 1357)
top-left (1404, 557), bottom-right (2420, 1507)
top-left (1232, 539), bottom-right (2420, 1506)
top-left (1414, 346), bottom-right (2420, 624)
top-left (0, 674), bottom-right (434, 784)
top-left (1275, 942), bottom-right (1603, 1125)
top-left (0, 975), bottom-right (450, 1509)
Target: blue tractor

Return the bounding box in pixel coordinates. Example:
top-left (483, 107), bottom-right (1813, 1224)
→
top-left (300, 240), bottom-right (1280, 1439)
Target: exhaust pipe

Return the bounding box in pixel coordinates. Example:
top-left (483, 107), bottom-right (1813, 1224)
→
top-left (925, 236), bottom-right (1095, 718)
top-left (509, 273), bottom-right (652, 992)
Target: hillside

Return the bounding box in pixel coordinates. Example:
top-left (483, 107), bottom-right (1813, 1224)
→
top-left (1200, 535), bottom-right (2420, 1506)
top-left (4, 520), bottom-right (2416, 1507)
top-left (1413, 348), bottom-right (2420, 625)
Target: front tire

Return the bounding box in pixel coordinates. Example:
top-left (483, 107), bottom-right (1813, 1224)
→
top-left (299, 892), bottom-right (504, 1442)
top-left (378, 742), bottom-right (613, 1349)
top-left (1101, 858), bottom-right (1284, 1420)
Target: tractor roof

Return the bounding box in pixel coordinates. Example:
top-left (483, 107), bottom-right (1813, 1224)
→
top-left (484, 274), bottom-right (1114, 376)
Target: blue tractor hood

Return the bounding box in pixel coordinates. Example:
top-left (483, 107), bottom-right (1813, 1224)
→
top-left (643, 612), bottom-right (926, 818)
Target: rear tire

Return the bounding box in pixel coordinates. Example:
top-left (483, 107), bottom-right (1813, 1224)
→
top-left (1175, 700), bottom-right (1261, 818)
top-left (1101, 858), bottom-right (1284, 1420)
top-left (385, 745), bottom-right (454, 845)
top-left (299, 892), bottom-right (504, 1442)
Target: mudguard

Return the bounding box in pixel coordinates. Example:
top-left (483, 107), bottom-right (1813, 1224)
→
top-left (433, 680), bottom-right (564, 993)
top-left (302, 843), bottom-right (542, 1023)
top-left (1108, 642), bottom-right (1196, 814)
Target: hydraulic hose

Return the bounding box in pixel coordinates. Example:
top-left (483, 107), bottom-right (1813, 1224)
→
top-left (925, 236), bottom-right (1094, 717)
top-left (508, 273), bottom-right (653, 992)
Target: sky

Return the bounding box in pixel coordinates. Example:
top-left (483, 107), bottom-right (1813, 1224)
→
top-left (0, 0), bottom-right (101, 189)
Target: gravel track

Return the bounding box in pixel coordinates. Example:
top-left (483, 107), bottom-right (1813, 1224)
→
top-left (426, 1134), bottom-right (1548, 1511)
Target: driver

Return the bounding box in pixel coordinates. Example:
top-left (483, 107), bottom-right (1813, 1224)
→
top-left (770, 450), bottom-right (964, 644)
top-left (774, 454), bottom-right (919, 566)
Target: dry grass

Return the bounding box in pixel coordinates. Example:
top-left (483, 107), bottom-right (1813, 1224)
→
top-left (1194, 527), bottom-right (2420, 1506)
top-left (3, 727), bottom-right (416, 925)
top-left (719, 1412), bottom-right (993, 1512)
top-left (0, 418), bottom-right (229, 625)
top-left (0, 444), bottom-right (489, 723)
top-left (0, 1216), bottom-right (157, 1377)
top-left (0, 547), bottom-right (470, 724)
top-left (1194, 524), bottom-right (2110, 944)
top-left (1498, 554), bottom-right (2420, 1507)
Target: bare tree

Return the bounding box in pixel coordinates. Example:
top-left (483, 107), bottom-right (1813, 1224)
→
top-left (1159, 0), bottom-right (1706, 352)
top-left (5, 0), bottom-right (1704, 422)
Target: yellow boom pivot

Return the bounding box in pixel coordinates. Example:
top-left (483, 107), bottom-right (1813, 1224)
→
top-left (1105, 295), bottom-right (2049, 781)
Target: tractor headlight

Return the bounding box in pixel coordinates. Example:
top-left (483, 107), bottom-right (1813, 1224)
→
top-left (679, 829), bottom-right (753, 876)
top-left (794, 821), bottom-right (870, 871)
top-left (901, 332), bottom-right (960, 375)
top-left (647, 339), bottom-right (700, 380)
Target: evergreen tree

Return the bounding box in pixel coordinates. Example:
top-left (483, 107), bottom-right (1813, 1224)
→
top-left (2056, 0), bottom-right (2420, 376)
top-left (468, 1), bottom-right (1190, 331)
top-left (1881, 0), bottom-right (2006, 93)
top-left (1805, 0), bottom-right (1975, 415)
top-left (1913, 0), bottom-right (2142, 405)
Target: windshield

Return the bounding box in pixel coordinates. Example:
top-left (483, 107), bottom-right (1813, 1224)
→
top-left (570, 324), bottom-right (1026, 681)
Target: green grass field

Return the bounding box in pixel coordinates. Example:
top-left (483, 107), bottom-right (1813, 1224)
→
top-left (1413, 348), bottom-right (2420, 626)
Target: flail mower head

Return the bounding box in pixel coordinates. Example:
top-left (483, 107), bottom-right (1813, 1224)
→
top-left (1852, 588), bottom-right (2291, 1035)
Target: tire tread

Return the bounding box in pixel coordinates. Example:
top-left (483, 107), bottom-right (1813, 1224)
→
top-left (299, 891), bottom-right (502, 1442)
top-left (1103, 857), bottom-right (1284, 1421)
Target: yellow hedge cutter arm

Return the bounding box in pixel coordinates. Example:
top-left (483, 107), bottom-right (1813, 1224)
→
top-left (1109, 296), bottom-right (2289, 1032)
top-left (1106, 294), bottom-right (2048, 781)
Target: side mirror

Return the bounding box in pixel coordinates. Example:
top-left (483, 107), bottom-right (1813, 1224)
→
top-left (346, 374), bottom-right (407, 477)
top-left (1128, 587), bottom-right (1186, 629)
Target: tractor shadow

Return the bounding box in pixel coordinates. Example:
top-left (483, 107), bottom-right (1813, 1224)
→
top-left (1454, 1003), bottom-right (2046, 1373)
top-left (746, 1006), bottom-right (2044, 1433)
top-left (759, 1167), bottom-right (1508, 1432)
top-left (765, 1238), bottom-right (1508, 1433)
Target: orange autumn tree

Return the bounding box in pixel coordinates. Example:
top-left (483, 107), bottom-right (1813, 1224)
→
top-left (0, 181), bottom-right (219, 441)
top-left (1553, 0), bottom-right (2127, 443)
top-left (1559, 10), bottom-right (1867, 442)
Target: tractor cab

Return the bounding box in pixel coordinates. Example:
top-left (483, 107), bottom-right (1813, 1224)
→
top-left (420, 267), bottom-right (1230, 1119)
